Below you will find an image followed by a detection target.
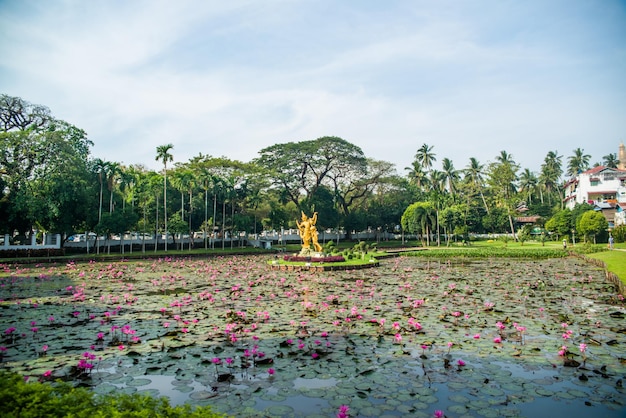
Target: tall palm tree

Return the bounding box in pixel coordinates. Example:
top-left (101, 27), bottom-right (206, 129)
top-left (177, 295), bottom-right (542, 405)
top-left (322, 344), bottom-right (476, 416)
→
top-left (156, 144), bottom-right (174, 251)
top-left (567, 148), bottom-right (591, 177)
top-left (404, 160), bottom-right (429, 192)
top-left (464, 157), bottom-right (489, 213)
top-left (93, 158), bottom-right (107, 223)
top-left (539, 150), bottom-right (563, 205)
top-left (415, 143), bottom-right (436, 170)
top-left (603, 153), bottom-right (619, 169)
top-left (104, 161), bottom-right (121, 213)
top-left (518, 168), bottom-right (538, 204)
top-left (441, 157), bottom-right (459, 196)
top-left (496, 150), bottom-right (515, 165)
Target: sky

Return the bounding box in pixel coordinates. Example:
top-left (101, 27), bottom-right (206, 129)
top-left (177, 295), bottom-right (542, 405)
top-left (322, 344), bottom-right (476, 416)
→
top-left (1, 0), bottom-right (625, 175)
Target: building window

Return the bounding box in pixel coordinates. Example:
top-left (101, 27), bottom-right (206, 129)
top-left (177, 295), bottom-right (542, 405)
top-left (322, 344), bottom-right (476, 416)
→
top-left (590, 180), bottom-right (599, 186)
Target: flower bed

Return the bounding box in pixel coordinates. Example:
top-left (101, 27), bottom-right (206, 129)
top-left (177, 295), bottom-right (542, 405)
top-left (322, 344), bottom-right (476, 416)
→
top-left (282, 254), bottom-right (345, 263)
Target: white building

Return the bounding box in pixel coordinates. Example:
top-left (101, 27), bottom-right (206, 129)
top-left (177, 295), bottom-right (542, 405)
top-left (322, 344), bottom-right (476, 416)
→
top-left (563, 165), bottom-right (626, 222)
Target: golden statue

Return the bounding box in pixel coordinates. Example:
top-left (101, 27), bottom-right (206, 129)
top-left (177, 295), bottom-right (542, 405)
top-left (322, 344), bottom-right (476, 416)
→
top-left (297, 211), bottom-right (323, 253)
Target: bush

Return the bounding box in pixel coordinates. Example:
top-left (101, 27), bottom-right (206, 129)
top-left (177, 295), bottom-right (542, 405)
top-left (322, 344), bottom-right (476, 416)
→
top-left (612, 225), bottom-right (626, 243)
top-left (0, 371), bottom-right (224, 417)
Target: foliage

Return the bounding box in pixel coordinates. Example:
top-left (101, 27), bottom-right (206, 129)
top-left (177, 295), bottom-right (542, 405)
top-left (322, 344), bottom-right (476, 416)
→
top-left (0, 371), bottom-right (224, 417)
top-left (612, 225), bottom-right (626, 243)
top-left (0, 95), bottom-right (94, 236)
top-left (407, 247), bottom-right (567, 259)
top-left (544, 209), bottom-right (572, 237)
top-left (576, 210), bottom-right (609, 242)
top-left (401, 201), bottom-right (435, 245)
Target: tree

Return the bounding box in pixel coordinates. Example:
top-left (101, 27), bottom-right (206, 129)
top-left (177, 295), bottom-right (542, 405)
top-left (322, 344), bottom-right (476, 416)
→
top-left (414, 143), bottom-right (436, 170)
top-left (567, 148), bottom-right (591, 177)
top-left (405, 160), bottom-right (429, 193)
top-left (539, 150), bottom-right (563, 206)
top-left (155, 144), bottom-right (174, 251)
top-left (439, 204), bottom-right (465, 246)
top-left (486, 151), bottom-right (519, 239)
top-left (602, 153), bottom-right (619, 169)
top-left (441, 157), bottom-right (459, 197)
top-left (255, 136), bottom-right (366, 210)
top-left (576, 210), bottom-right (608, 243)
top-left (518, 169), bottom-right (538, 204)
top-left (0, 95), bottom-right (94, 238)
top-left (104, 161), bottom-right (121, 213)
top-left (401, 201), bottom-right (436, 246)
top-left (463, 157), bottom-right (489, 214)
top-left (327, 158), bottom-right (397, 239)
top-left (544, 209), bottom-right (573, 239)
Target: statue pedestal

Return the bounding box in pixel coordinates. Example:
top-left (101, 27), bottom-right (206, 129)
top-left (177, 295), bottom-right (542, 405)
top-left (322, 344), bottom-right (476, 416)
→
top-left (298, 248), bottom-right (324, 258)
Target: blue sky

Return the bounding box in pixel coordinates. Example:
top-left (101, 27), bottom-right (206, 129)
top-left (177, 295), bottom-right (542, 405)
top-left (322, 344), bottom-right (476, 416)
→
top-left (1, 0), bottom-right (624, 175)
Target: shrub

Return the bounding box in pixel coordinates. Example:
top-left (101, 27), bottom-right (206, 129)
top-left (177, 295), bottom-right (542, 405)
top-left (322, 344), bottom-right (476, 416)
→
top-left (0, 371), bottom-right (224, 417)
top-left (612, 225), bottom-right (626, 243)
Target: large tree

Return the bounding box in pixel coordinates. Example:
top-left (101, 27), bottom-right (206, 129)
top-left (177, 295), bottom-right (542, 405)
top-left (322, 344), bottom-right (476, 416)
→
top-left (0, 95), bottom-right (94, 238)
top-left (255, 136), bottom-right (366, 209)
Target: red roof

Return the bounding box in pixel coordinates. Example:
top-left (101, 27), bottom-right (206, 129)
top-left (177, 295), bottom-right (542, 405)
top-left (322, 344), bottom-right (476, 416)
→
top-left (581, 166), bottom-right (626, 176)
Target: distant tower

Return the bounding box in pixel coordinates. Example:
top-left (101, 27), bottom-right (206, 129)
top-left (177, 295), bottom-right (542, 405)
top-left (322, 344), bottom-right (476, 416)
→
top-left (620, 142), bottom-right (626, 170)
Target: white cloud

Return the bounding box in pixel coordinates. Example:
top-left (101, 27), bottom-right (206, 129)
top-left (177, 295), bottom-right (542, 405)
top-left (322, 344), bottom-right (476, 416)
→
top-left (1, 0), bottom-right (624, 175)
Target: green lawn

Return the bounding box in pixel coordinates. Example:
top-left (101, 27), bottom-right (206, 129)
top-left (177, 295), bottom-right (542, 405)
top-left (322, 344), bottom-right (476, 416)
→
top-left (587, 249), bottom-right (626, 286)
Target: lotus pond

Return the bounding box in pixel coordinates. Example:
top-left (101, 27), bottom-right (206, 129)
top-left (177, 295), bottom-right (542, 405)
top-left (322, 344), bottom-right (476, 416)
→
top-left (1, 255), bottom-right (625, 417)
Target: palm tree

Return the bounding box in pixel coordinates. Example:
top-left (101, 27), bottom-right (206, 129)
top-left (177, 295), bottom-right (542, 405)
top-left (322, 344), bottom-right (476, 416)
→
top-left (603, 153), bottom-right (619, 169)
top-left (441, 157), bottom-right (459, 196)
top-left (464, 157), bottom-right (489, 213)
top-left (496, 150), bottom-right (515, 165)
top-left (93, 158), bottom-right (107, 223)
top-left (104, 162), bottom-right (121, 213)
top-left (567, 148), bottom-right (591, 177)
top-left (156, 144), bottom-right (174, 251)
top-left (518, 168), bottom-right (538, 204)
top-left (404, 160), bottom-right (429, 192)
top-left (415, 143), bottom-right (436, 170)
top-left (487, 152), bottom-right (519, 239)
top-left (539, 150), bottom-right (563, 205)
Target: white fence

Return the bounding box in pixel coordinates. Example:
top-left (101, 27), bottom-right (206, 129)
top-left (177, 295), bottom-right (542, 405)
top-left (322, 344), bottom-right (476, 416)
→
top-left (0, 234), bottom-right (62, 251)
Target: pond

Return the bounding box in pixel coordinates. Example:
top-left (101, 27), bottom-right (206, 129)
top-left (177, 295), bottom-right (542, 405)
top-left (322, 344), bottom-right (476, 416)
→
top-left (1, 255), bottom-right (625, 417)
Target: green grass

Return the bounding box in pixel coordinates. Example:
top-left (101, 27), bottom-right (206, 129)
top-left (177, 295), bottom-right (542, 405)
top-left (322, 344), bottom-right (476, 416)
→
top-left (586, 249), bottom-right (626, 285)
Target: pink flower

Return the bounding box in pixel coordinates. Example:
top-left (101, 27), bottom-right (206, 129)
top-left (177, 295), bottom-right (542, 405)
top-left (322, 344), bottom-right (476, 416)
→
top-left (493, 337), bottom-right (502, 344)
top-left (43, 370), bottom-right (52, 378)
top-left (473, 334), bottom-right (480, 339)
top-left (268, 368), bottom-right (275, 375)
top-left (457, 359), bottom-right (466, 366)
top-left (337, 405), bottom-right (350, 418)
top-left (434, 411), bottom-right (444, 418)
top-left (312, 352), bottom-right (319, 359)
top-left (579, 343), bottom-right (587, 353)
top-left (212, 357), bottom-right (221, 364)
top-left (41, 345), bottom-right (48, 352)
top-left (118, 345), bottom-right (125, 350)
top-left (394, 333), bottom-right (402, 343)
